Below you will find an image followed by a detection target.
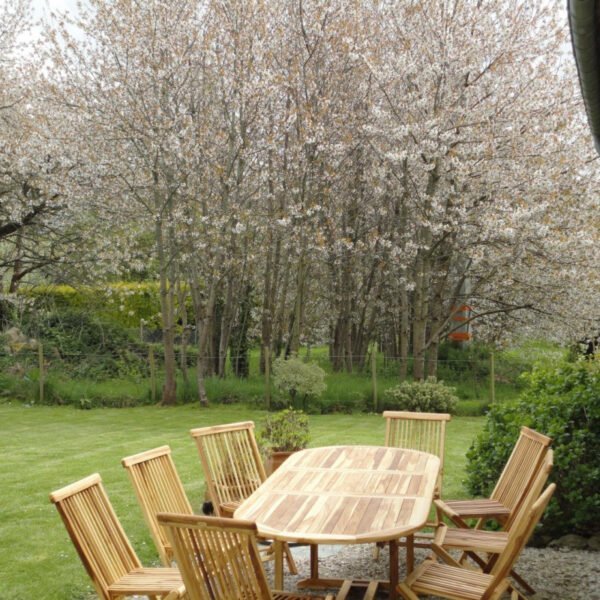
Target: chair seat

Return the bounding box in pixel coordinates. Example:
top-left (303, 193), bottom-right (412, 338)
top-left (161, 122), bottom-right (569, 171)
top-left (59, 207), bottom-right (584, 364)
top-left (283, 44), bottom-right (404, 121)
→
top-left (441, 527), bottom-right (509, 554)
top-left (442, 498), bottom-right (511, 520)
top-left (406, 560), bottom-right (508, 600)
top-left (107, 567), bottom-right (184, 597)
top-left (273, 593), bottom-right (331, 600)
top-left (220, 500), bottom-right (242, 517)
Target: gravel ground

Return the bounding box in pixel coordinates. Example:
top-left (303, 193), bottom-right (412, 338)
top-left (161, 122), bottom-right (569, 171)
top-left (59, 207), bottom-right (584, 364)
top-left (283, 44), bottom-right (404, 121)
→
top-left (269, 544), bottom-right (600, 600)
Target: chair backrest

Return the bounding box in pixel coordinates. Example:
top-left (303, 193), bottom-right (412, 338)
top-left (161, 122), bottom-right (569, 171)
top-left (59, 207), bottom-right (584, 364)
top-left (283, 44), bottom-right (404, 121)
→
top-left (383, 410), bottom-right (451, 492)
top-left (491, 426), bottom-right (552, 527)
top-left (122, 445), bottom-right (193, 566)
top-left (49, 473), bottom-right (141, 600)
top-left (158, 513), bottom-right (273, 600)
top-left (484, 481), bottom-right (556, 599)
top-left (505, 449), bottom-right (553, 532)
top-left (190, 421), bottom-right (266, 517)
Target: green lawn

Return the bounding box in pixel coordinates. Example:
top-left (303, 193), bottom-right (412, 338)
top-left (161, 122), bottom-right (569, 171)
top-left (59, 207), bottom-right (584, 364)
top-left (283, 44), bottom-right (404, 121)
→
top-left (0, 403), bottom-right (484, 599)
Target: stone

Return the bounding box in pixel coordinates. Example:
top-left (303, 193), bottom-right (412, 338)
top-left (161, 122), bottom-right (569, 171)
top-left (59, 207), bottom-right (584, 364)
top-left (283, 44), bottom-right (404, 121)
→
top-left (548, 534), bottom-right (588, 550)
top-left (2, 326), bottom-right (38, 353)
top-left (4, 326), bottom-right (27, 344)
top-left (588, 534), bottom-right (600, 551)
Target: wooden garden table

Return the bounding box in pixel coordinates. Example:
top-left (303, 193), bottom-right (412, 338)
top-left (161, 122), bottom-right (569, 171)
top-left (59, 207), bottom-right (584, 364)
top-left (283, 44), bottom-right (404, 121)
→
top-left (235, 445), bottom-right (440, 600)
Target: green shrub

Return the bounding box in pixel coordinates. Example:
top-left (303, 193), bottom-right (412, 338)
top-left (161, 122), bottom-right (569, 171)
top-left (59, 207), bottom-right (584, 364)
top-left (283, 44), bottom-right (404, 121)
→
top-left (272, 357), bottom-right (326, 410)
top-left (382, 379), bottom-right (459, 413)
top-left (21, 307), bottom-right (148, 379)
top-left (257, 408), bottom-right (310, 452)
top-left (22, 282), bottom-right (166, 329)
top-left (466, 359), bottom-right (600, 537)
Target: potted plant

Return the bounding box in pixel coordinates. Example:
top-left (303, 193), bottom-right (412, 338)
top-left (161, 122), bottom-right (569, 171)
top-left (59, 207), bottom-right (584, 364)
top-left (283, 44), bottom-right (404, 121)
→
top-left (258, 408), bottom-right (310, 474)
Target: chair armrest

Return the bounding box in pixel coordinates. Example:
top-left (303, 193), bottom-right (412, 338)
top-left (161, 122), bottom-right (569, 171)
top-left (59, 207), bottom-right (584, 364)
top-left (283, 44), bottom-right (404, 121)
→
top-left (434, 499), bottom-right (471, 529)
top-left (433, 523), bottom-right (448, 546)
top-left (163, 584), bottom-right (187, 599)
top-left (434, 499), bottom-right (459, 519)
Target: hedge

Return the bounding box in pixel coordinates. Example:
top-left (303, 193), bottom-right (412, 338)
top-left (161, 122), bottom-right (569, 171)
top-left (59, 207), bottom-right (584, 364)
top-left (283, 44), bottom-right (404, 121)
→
top-left (466, 359), bottom-right (600, 537)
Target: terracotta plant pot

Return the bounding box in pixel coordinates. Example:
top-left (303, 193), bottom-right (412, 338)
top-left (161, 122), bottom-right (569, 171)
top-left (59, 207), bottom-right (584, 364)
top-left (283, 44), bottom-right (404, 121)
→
top-left (268, 451), bottom-right (294, 475)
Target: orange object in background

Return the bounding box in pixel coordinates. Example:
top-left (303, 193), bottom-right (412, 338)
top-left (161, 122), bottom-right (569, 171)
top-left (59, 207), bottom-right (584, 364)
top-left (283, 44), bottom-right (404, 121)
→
top-left (448, 304), bottom-right (472, 342)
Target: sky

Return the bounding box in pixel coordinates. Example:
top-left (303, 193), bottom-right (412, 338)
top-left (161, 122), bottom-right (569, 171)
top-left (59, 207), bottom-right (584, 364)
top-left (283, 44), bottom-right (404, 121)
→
top-left (26, 0), bottom-right (84, 47)
top-left (31, 0), bottom-right (81, 19)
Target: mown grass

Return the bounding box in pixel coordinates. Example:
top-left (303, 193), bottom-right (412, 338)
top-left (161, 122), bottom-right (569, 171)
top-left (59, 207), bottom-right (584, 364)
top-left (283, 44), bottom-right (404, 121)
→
top-left (0, 402), bottom-right (484, 600)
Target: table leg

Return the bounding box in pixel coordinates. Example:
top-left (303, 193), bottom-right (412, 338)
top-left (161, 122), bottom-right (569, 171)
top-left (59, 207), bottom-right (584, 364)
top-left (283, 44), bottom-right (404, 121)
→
top-left (274, 539), bottom-right (284, 590)
top-left (389, 539), bottom-right (399, 600)
top-left (310, 544), bottom-right (319, 580)
top-left (406, 534), bottom-right (414, 574)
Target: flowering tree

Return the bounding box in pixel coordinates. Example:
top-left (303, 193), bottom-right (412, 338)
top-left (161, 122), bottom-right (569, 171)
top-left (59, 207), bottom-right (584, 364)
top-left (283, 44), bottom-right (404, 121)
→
top-left (23, 0), bottom-right (598, 390)
top-left (0, 0), bottom-right (95, 299)
top-left (46, 0), bottom-right (211, 404)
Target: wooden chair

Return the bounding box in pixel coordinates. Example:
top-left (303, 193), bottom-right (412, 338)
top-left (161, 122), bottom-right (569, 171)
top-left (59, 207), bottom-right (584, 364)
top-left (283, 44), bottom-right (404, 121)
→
top-left (190, 421), bottom-right (297, 574)
top-left (383, 410), bottom-right (451, 496)
top-left (435, 426), bottom-right (552, 530)
top-left (122, 445), bottom-right (194, 567)
top-left (49, 473), bottom-right (185, 600)
top-left (397, 482), bottom-right (556, 600)
top-left (432, 450), bottom-right (554, 597)
top-left (190, 422), bottom-right (266, 518)
top-left (157, 513), bottom-right (336, 600)
top-left (374, 411), bottom-right (451, 560)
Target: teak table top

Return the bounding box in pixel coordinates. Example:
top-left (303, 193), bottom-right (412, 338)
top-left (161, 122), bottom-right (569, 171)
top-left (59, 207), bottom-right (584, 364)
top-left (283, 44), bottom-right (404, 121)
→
top-left (235, 445), bottom-right (440, 545)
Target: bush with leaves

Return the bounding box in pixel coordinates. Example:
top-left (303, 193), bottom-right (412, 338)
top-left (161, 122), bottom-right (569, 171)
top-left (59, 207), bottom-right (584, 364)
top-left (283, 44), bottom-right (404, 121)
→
top-left (382, 378), bottom-right (459, 413)
top-left (21, 307), bottom-right (148, 379)
top-left (258, 408), bottom-right (310, 452)
top-left (271, 357), bottom-right (326, 410)
top-left (466, 359), bottom-right (600, 537)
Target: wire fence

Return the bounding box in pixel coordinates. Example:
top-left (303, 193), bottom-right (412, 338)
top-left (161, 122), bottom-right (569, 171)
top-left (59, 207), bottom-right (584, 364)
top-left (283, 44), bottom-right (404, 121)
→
top-left (0, 339), bottom-right (535, 410)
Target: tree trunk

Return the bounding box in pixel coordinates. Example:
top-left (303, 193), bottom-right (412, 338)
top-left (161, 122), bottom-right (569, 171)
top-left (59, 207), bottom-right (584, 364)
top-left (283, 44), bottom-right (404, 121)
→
top-left (230, 284), bottom-right (252, 378)
top-left (190, 277), bottom-right (217, 407)
top-left (412, 162), bottom-right (439, 381)
top-left (8, 229), bottom-right (23, 294)
top-left (177, 283), bottom-right (190, 387)
top-left (218, 278), bottom-right (236, 378)
top-left (399, 284), bottom-right (410, 379)
top-left (288, 254), bottom-right (306, 356)
top-left (156, 216), bottom-right (177, 405)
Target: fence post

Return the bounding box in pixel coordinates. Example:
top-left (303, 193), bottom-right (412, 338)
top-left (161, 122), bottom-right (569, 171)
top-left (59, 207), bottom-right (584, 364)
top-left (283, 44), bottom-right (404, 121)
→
top-left (371, 346), bottom-right (378, 412)
top-left (264, 346), bottom-right (271, 410)
top-left (149, 345), bottom-right (157, 403)
top-left (38, 342), bottom-right (44, 404)
top-left (490, 350), bottom-right (496, 403)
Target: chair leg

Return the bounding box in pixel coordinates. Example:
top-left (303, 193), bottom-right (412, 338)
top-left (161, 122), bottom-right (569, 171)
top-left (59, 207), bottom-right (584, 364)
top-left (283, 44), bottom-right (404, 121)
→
top-left (510, 568), bottom-right (535, 596)
top-left (283, 542), bottom-right (298, 574)
top-left (372, 541), bottom-right (384, 560)
top-left (261, 541), bottom-right (297, 575)
top-left (335, 580), bottom-right (353, 600)
top-left (397, 582), bottom-right (420, 600)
